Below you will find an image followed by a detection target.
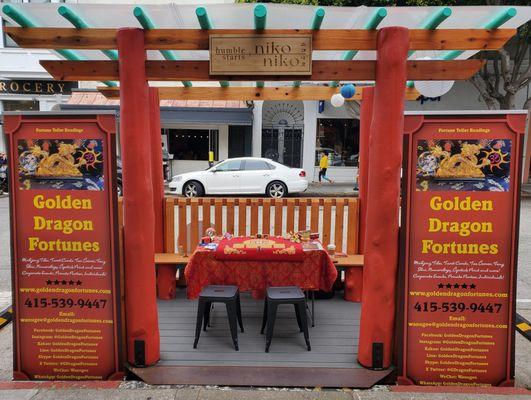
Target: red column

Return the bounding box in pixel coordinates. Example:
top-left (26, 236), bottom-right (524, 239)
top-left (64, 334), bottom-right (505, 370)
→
top-left (358, 86), bottom-right (373, 254)
top-left (344, 87), bottom-right (374, 302)
top-left (117, 28), bottom-right (160, 366)
top-left (151, 88), bottom-right (176, 300)
top-left (358, 27), bottom-right (409, 369)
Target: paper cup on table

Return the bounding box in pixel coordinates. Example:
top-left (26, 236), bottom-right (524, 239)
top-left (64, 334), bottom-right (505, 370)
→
top-left (327, 244), bottom-right (336, 256)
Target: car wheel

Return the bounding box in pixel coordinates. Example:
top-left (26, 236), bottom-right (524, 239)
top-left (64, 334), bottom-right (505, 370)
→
top-left (266, 181), bottom-right (287, 198)
top-left (183, 181), bottom-right (204, 198)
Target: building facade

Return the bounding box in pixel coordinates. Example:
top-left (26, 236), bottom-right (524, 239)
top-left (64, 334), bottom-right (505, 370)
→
top-left (0, 2), bottom-right (76, 153)
top-left (60, 83), bottom-right (530, 186)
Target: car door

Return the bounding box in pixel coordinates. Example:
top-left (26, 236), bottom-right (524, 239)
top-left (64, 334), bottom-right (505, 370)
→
top-left (239, 159), bottom-right (272, 194)
top-left (206, 159), bottom-right (242, 194)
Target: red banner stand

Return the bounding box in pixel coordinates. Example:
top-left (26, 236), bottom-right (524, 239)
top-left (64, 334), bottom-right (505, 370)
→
top-left (397, 111), bottom-right (528, 387)
top-left (4, 112), bottom-right (123, 381)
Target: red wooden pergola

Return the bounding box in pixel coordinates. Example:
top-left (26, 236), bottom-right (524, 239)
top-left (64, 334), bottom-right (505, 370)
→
top-left (3, 23), bottom-right (518, 383)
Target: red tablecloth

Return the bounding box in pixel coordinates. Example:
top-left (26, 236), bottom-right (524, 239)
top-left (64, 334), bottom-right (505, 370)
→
top-left (185, 244), bottom-right (338, 299)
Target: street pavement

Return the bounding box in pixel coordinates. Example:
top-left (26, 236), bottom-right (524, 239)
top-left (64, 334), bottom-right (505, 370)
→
top-left (0, 195), bottom-right (529, 399)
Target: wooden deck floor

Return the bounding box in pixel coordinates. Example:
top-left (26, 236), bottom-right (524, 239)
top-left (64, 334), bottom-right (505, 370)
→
top-left (158, 288), bottom-right (361, 369)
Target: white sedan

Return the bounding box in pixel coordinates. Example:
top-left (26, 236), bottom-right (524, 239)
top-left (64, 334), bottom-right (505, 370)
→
top-left (169, 157), bottom-right (308, 198)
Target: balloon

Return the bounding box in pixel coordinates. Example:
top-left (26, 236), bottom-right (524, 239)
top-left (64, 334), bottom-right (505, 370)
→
top-left (331, 93), bottom-right (345, 107)
top-left (415, 80), bottom-right (454, 98)
top-left (340, 84), bottom-right (356, 99)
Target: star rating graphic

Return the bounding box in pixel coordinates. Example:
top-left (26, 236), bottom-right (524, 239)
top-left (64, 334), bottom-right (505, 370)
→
top-left (45, 279), bottom-right (82, 286)
top-left (438, 282), bottom-right (476, 290)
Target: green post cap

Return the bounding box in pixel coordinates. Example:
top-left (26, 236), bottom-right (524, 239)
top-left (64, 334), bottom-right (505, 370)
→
top-left (254, 4), bottom-right (267, 30)
top-left (133, 6), bottom-right (155, 30)
top-left (196, 7), bottom-right (213, 30)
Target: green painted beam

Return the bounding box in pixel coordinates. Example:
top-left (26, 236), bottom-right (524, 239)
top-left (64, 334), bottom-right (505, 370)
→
top-left (409, 7), bottom-right (517, 90)
top-left (294, 7), bottom-right (326, 88)
top-left (134, 6), bottom-right (192, 87)
top-left (196, 7), bottom-right (213, 30)
top-left (2, 4), bottom-right (37, 27)
top-left (419, 7), bottom-right (452, 29)
top-left (441, 7), bottom-right (517, 60)
top-left (58, 6), bottom-right (118, 60)
top-left (331, 7), bottom-right (387, 87)
top-left (342, 7), bottom-right (387, 60)
top-left (483, 6), bottom-right (517, 29)
top-left (2, 4), bottom-right (115, 87)
top-left (254, 4), bottom-right (267, 88)
top-left (195, 7), bottom-right (228, 87)
top-left (408, 7), bottom-right (451, 57)
top-left (406, 7), bottom-right (452, 86)
top-left (310, 7), bottom-right (325, 30)
top-left (133, 6), bottom-right (155, 29)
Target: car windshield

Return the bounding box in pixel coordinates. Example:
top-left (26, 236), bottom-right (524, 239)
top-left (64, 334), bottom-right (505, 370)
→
top-left (205, 160), bottom-right (223, 171)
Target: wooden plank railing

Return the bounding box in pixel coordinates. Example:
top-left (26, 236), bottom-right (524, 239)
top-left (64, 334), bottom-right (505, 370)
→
top-left (163, 197), bottom-right (360, 256)
top-left (119, 196), bottom-right (364, 301)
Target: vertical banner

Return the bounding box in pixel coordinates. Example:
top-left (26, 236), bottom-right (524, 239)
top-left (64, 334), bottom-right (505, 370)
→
top-left (4, 113), bottom-right (122, 380)
top-left (399, 112), bottom-right (527, 387)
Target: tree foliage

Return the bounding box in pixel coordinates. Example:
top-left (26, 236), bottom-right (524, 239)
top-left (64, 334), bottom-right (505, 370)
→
top-left (471, 23), bottom-right (530, 109)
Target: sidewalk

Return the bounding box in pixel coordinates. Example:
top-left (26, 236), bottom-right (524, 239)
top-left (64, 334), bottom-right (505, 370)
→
top-left (304, 183), bottom-right (358, 197)
top-left (0, 382), bottom-right (529, 400)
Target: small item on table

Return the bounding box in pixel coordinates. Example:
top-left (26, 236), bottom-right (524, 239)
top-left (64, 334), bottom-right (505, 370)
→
top-left (327, 244), bottom-right (336, 256)
top-left (223, 232), bottom-right (233, 240)
top-left (178, 244), bottom-right (186, 257)
top-left (310, 232), bottom-right (319, 240)
top-left (298, 230), bottom-right (311, 242)
top-left (284, 231), bottom-right (301, 243)
top-left (204, 242), bottom-right (218, 251)
top-left (201, 236), bottom-right (211, 244)
top-left (302, 242), bottom-right (320, 251)
top-left (205, 227), bottom-right (216, 239)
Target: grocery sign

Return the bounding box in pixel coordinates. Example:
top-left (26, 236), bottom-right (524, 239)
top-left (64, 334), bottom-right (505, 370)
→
top-left (4, 113), bottom-right (122, 380)
top-left (398, 112), bottom-right (527, 387)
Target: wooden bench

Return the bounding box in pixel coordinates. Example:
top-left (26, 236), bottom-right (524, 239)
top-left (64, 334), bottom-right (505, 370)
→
top-left (154, 197), bottom-right (364, 302)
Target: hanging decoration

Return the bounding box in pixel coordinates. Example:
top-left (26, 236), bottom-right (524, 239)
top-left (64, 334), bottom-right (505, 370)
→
top-left (331, 93), bottom-right (345, 107)
top-left (340, 84), bottom-right (356, 99)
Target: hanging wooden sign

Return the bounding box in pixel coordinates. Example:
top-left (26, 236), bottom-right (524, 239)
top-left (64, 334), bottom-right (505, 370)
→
top-left (209, 34), bottom-right (312, 76)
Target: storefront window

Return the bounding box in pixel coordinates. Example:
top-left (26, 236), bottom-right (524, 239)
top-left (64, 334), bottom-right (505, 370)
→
top-left (315, 119), bottom-right (359, 167)
top-left (2, 100), bottom-right (39, 111)
top-left (167, 129), bottom-right (218, 161)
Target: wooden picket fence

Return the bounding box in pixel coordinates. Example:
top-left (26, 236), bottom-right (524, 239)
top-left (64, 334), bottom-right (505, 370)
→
top-left (163, 197), bottom-right (360, 256)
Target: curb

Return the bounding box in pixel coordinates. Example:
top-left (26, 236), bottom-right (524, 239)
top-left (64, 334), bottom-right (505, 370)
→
top-left (0, 306), bottom-right (12, 330)
top-left (516, 313), bottom-right (531, 341)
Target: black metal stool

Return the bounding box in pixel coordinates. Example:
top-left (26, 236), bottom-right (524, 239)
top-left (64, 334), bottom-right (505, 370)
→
top-left (193, 285), bottom-right (244, 351)
top-left (260, 286), bottom-right (311, 352)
